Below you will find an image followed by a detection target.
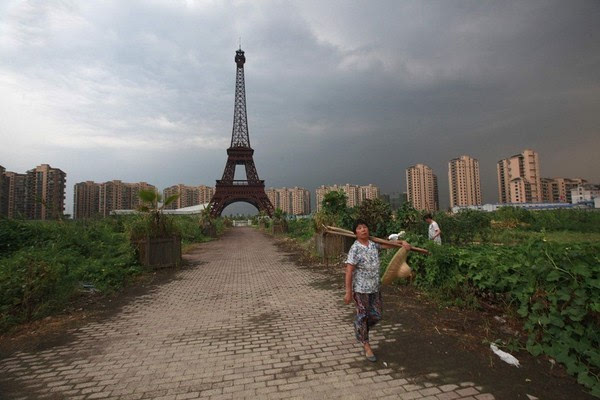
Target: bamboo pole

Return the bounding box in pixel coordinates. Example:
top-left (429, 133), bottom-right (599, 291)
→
top-left (322, 225), bottom-right (429, 255)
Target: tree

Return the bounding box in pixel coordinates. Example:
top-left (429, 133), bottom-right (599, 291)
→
top-left (321, 190), bottom-right (348, 215)
top-left (314, 190), bottom-right (351, 231)
top-left (394, 202), bottom-right (423, 234)
top-left (356, 198), bottom-right (393, 238)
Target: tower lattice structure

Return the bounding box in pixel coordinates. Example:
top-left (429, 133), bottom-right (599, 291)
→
top-left (208, 48), bottom-right (274, 217)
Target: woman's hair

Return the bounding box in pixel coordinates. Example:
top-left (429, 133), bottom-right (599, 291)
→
top-left (423, 213), bottom-right (433, 220)
top-left (352, 219), bottom-right (369, 233)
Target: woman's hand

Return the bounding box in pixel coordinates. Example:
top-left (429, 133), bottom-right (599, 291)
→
top-left (400, 240), bottom-right (411, 250)
top-left (344, 291), bottom-right (353, 305)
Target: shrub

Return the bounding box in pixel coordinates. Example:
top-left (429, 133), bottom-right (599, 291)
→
top-left (287, 218), bottom-right (315, 242)
top-left (0, 219), bottom-right (140, 332)
top-left (406, 239), bottom-right (600, 394)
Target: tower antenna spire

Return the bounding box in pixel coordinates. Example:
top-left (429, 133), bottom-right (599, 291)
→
top-left (239, 36), bottom-right (242, 50)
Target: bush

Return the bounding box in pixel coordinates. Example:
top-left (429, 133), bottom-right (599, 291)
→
top-left (392, 202), bottom-right (426, 234)
top-left (435, 210), bottom-right (491, 245)
top-left (407, 239), bottom-right (600, 394)
top-left (355, 198), bottom-right (393, 238)
top-left (0, 219), bottom-right (140, 332)
top-left (172, 215), bottom-right (212, 244)
top-left (287, 218), bottom-right (315, 242)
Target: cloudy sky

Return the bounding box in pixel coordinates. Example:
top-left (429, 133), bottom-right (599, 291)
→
top-left (1, 0), bottom-right (599, 214)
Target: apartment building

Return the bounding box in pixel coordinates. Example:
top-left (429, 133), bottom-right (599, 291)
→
top-left (130, 182), bottom-right (156, 211)
top-left (571, 184), bottom-right (600, 204)
top-left (1, 164), bottom-right (66, 220)
top-left (73, 181), bottom-right (101, 219)
top-left (162, 184), bottom-right (215, 210)
top-left (2, 171), bottom-right (27, 218)
top-left (360, 184), bottom-right (380, 205)
top-left (315, 184), bottom-right (380, 212)
top-left (98, 180), bottom-right (156, 216)
top-left (497, 149), bottom-right (542, 203)
top-left (448, 155), bottom-right (482, 208)
top-left (24, 164), bottom-right (66, 220)
top-left (541, 177), bottom-right (587, 203)
top-left (406, 164), bottom-right (439, 212)
top-left (0, 165), bottom-right (5, 217)
top-left (197, 185), bottom-right (215, 205)
top-left (266, 187), bottom-right (311, 215)
top-left (164, 184), bottom-right (195, 210)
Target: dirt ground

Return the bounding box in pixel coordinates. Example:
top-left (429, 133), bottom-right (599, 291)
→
top-left (0, 237), bottom-right (596, 400)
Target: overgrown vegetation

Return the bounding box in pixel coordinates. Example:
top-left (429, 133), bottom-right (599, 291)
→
top-left (282, 200), bottom-right (600, 395)
top-left (405, 240), bottom-right (600, 395)
top-left (0, 214), bottom-right (222, 333)
top-left (286, 218), bottom-right (315, 241)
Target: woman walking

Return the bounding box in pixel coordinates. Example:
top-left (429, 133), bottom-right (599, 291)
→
top-left (344, 220), bottom-right (411, 361)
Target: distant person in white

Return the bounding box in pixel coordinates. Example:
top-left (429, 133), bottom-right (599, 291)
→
top-left (424, 214), bottom-right (442, 245)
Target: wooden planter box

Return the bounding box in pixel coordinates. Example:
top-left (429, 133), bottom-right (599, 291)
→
top-left (314, 232), bottom-right (355, 261)
top-left (134, 236), bottom-right (181, 269)
top-left (202, 225), bottom-right (217, 238)
top-left (271, 222), bottom-right (288, 234)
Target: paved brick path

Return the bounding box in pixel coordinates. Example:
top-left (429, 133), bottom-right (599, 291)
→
top-left (0, 228), bottom-right (494, 399)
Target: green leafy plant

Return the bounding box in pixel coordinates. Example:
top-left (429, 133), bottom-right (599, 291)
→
top-left (406, 239), bottom-right (600, 394)
top-left (286, 218), bottom-right (315, 241)
top-left (130, 189), bottom-right (180, 239)
top-left (272, 208), bottom-right (289, 233)
top-left (392, 202), bottom-right (425, 234)
top-left (199, 207), bottom-right (218, 237)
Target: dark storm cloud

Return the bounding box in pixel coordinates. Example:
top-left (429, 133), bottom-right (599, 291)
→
top-left (0, 0), bottom-right (598, 213)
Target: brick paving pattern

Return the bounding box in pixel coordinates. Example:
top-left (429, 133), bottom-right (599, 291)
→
top-left (0, 228), bottom-right (495, 399)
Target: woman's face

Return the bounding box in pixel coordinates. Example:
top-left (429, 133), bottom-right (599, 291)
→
top-left (355, 224), bottom-right (369, 240)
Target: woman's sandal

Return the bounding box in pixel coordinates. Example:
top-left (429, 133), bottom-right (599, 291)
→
top-left (366, 353), bottom-right (377, 362)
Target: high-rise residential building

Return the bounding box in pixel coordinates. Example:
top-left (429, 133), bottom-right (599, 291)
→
top-left (1, 164), bottom-right (65, 220)
top-left (266, 188), bottom-right (283, 213)
top-left (0, 165), bottom-right (6, 217)
top-left (3, 171), bottom-right (27, 218)
top-left (163, 184), bottom-right (215, 210)
top-left (99, 180), bottom-right (126, 216)
top-left (164, 184), bottom-right (193, 210)
top-left (290, 187), bottom-right (311, 215)
top-left (406, 164), bottom-right (439, 212)
top-left (130, 182), bottom-right (156, 211)
top-left (497, 149), bottom-right (542, 203)
top-left (25, 164), bottom-right (66, 220)
top-left (197, 185), bottom-right (215, 205)
top-left (315, 184), bottom-right (380, 212)
top-left (541, 177), bottom-right (587, 203)
top-left (448, 155), bottom-right (482, 208)
top-left (74, 181), bottom-right (101, 219)
top-left (99, 180), bottom-right (156, 216)
top-left (360, 184), bottom-right (380, 204)
top-left (266, 187), bottom-right (311, 215)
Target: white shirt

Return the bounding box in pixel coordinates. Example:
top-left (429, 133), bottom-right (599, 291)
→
top-left (428, 221), bottom-right (441, 244)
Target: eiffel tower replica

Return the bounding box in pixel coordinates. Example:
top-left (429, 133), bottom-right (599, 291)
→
top-left (208, 48), bottom-right (274, 217)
